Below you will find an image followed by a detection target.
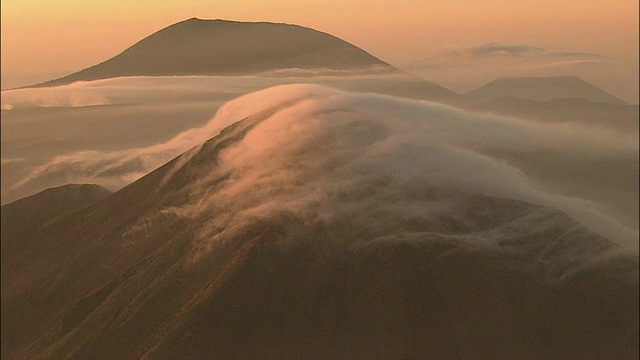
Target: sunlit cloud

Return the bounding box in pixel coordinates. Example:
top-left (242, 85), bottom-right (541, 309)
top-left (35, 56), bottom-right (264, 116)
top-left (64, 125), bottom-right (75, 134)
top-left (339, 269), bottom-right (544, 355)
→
top-left (103, 84), bottom-right (638, 263)
top-left (530, 59), bottom-right (616, 69)
top-left (437, 43), bottom-right (601, 61)
top-left (439, 43), bottom-right (547, 58)
top-left (406, 43), bottom-right (609, 71)
top-left (3, 79), bottom-right (637, 243)
top-left (402, 43), bottom-right (627, 99)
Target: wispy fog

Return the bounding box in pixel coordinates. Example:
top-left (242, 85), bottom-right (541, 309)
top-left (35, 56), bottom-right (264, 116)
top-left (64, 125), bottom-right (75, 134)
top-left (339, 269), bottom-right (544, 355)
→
top-left (1, 73), bottom-right (454, 204)
top-left (404, 43), bottom-right (637, 103)
top-left (143, 85), bottom-right (635, 260)
top-left (1, 77), bottom-right (637, 244)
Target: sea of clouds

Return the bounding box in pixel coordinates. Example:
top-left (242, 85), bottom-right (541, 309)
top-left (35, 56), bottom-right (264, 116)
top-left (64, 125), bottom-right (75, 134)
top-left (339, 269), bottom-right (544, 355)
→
top-left (1, 77), bottom-right (637, 252)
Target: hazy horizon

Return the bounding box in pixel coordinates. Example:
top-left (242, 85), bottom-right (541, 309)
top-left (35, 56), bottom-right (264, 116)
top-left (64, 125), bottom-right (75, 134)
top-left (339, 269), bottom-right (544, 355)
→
top-left (1, 1), bottom-right (638, 102)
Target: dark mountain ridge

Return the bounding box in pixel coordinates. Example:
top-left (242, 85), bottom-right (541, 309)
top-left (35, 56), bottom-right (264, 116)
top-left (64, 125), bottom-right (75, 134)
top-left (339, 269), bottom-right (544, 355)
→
top-left (2, 97), bottom-right (637, 359)
top-left (463, 75), bottom-right (627, 105)
top-left (0, 184), bottom-right (112, 261)
top-left (35, 18), bottom-right (394, 87)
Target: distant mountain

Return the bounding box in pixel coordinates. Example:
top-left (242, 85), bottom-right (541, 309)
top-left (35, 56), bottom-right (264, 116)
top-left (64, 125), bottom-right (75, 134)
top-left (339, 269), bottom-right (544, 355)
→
top-left (2, 90), bottom-right (636, 359)
top-left (36, 18), bottom-right (394, 87)
top-left (20, 18), bottom-right (464, 103)
top-left (467, 96), bottom-right (639, 132)
top-left (463, 76), bottom-right (627, 104)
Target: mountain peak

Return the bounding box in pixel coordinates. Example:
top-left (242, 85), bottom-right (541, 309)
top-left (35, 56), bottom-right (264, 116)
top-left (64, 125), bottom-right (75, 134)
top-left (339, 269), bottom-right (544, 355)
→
top-left (34, 19), bottom-right (394, 87)
top-left (464, 75), bottom-right (626, 104)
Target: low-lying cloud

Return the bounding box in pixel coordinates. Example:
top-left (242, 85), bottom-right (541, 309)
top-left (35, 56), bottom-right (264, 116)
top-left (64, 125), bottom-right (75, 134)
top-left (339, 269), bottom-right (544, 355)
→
top-left (121, 84), bottom-right (638, 264)
top-left (406, 43), bottom-right (611, 73)
top-left (402, 43), bottom-right (634, 101)
top-left (1, 76), bottom-right (260, 110)
top-left (437, 43), bottom-right (602, 60)
top-left (2, 72), bottom-right (463, 205)
top-left (1, 87), bottom-right (109, 110)
top-left (3, 79), bottom-right (638, 251)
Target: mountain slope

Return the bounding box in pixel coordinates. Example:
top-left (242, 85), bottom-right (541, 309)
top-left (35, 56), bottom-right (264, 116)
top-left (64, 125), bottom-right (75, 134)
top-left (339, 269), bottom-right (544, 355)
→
top-left (0, 184), bottom-right (112, 268)
top-left (2, 85), bottom-right (637, 359)
top-left (36, 18), bottom-right (393, 87)
top-left (463, 76), bottom-right (627, 104)
top-left (1, 183), bottom-right (112, 228)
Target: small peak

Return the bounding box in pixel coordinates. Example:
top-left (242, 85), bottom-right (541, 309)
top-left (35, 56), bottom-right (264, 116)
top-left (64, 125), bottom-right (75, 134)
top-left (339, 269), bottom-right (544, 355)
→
top-left (177, 17), bottom-right (209, 25)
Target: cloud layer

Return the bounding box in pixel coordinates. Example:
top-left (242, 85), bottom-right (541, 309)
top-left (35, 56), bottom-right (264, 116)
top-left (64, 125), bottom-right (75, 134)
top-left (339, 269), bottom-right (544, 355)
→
top-left (2, 73), bottom-right (462, 205)
top-left (402, 43), bottom-right (639, 103)
top-left (437, 43), bottom-right (602, 60)
top-left (408, 43), bottom-right (605, 71)
top-left (125, 84), bottom-right (637, 263)
top-left (3, 79), bottom-right (637, 248)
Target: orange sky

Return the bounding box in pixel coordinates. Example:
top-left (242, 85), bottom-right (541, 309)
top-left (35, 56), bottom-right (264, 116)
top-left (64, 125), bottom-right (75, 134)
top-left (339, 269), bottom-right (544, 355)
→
top-left (1, 0), bottom-right (638, 102)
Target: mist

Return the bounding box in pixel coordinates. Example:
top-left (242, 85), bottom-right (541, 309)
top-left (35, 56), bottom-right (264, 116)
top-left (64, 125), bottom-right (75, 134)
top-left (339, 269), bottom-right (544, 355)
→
top-left (143, 85), bottom-right (635, 260)
top-left (1, 72), bottom-right (455, 204)
top-left (404, 43), bottom-right (638, 104)
top-left (2, 78), bottom-right (637, 240)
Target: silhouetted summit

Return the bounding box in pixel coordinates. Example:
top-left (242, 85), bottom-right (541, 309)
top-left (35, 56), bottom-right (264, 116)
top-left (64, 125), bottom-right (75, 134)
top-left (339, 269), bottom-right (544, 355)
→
top-left (464, 76), bottom-right (626, 104)
top-left (37, 18), bottom-right (393, 86)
